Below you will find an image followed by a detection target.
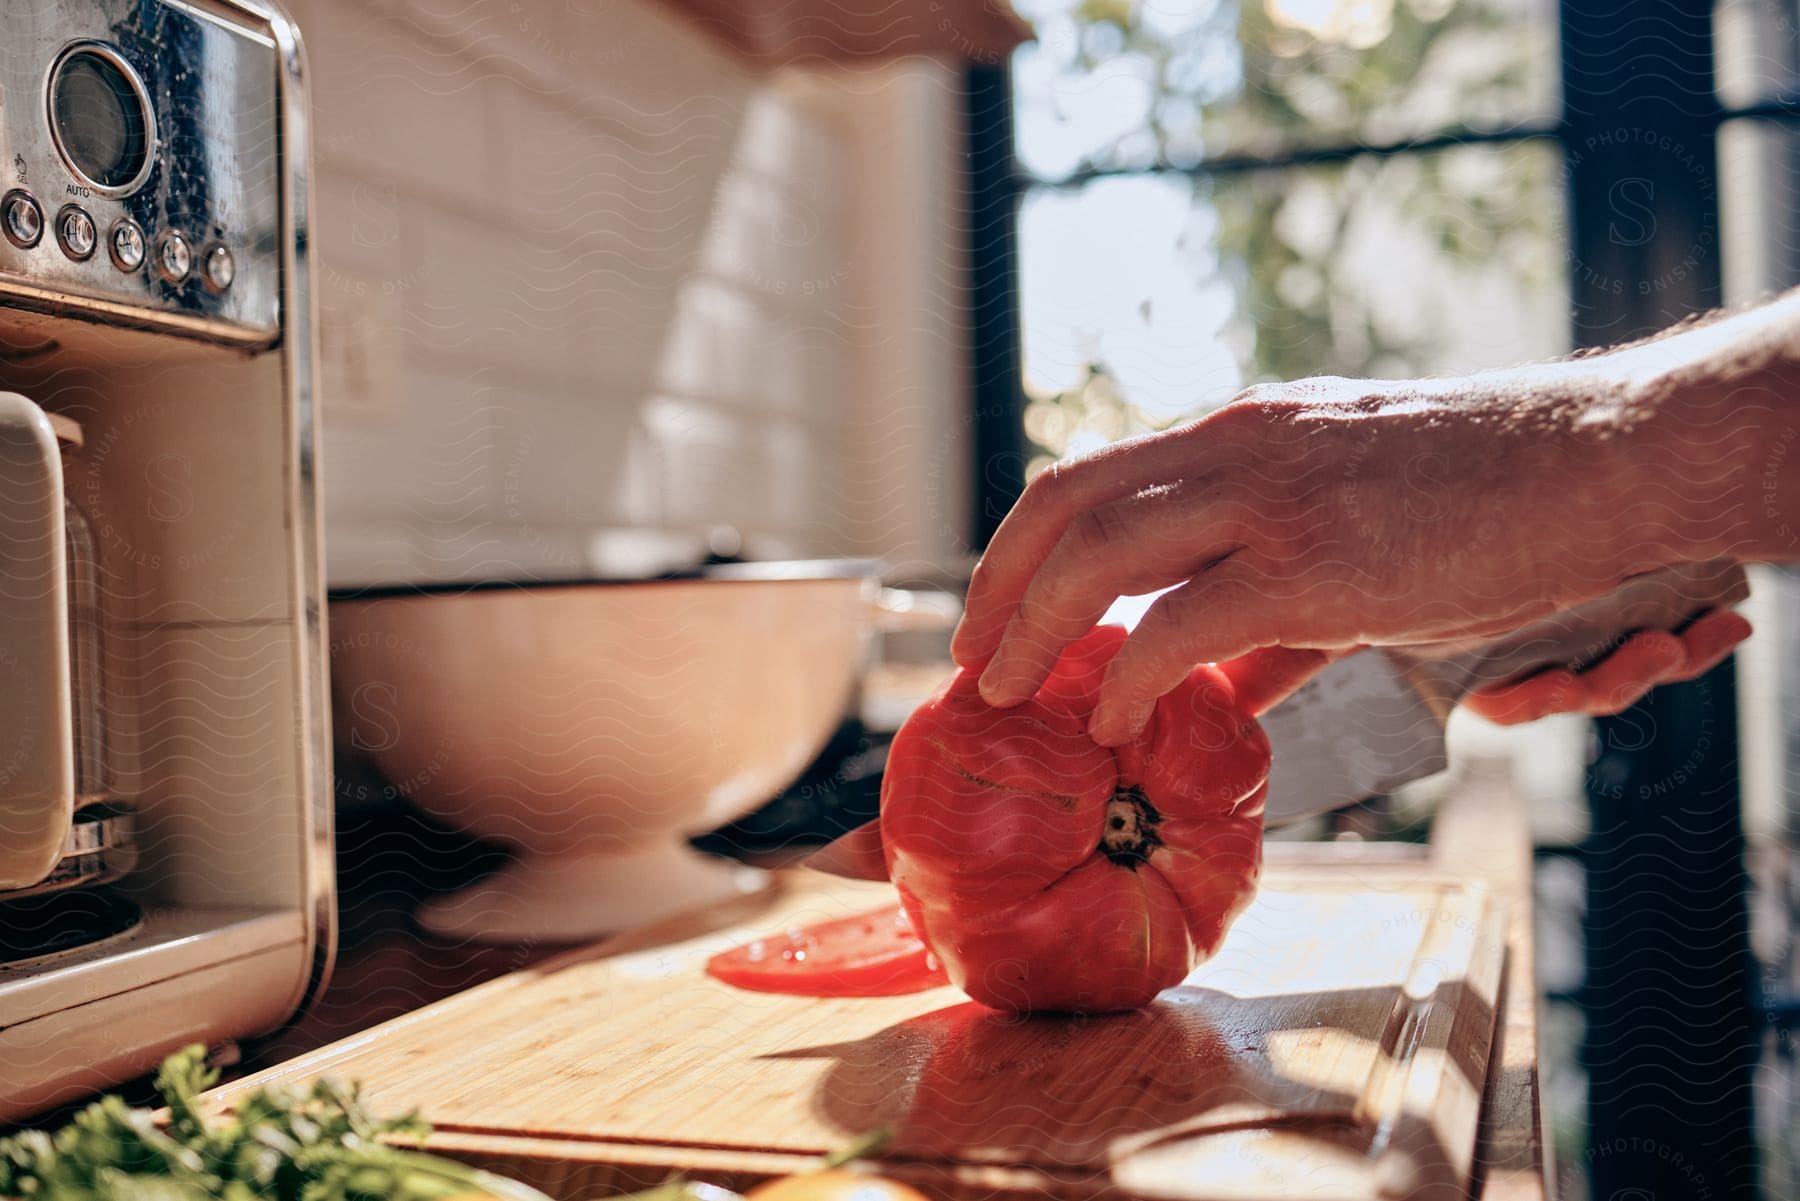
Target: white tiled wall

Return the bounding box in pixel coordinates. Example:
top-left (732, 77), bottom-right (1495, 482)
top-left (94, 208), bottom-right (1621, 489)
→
top-left (284, 0), bottom-right (971, 587)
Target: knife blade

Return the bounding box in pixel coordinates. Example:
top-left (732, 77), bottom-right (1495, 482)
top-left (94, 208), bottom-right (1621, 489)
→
top-left (805, 560), bottom-right (1749, 881)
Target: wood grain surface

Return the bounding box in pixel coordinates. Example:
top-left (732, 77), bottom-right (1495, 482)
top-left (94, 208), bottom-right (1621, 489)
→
top-left (1433, 764), bottom-right (1554, 1201)
top-left (208, 854), bottom-right (1507, 1201)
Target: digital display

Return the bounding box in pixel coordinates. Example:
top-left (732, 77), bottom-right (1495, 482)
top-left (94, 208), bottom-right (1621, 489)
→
top-left (50, 50), bottom-right (150, 192)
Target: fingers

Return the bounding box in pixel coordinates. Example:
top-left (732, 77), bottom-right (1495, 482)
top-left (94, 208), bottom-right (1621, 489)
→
top-left (1668, 609), bottom-right (1754, 680)
top-left (1462, 668), bottom-right (1581, 726)
top-left (1463, 609), bottom-right (1755, 726)
top-left (1089, 565), bottom-right (1279, 746)
top-left (1218, 646), bottom-right (1342, 716)
top-left (1466, 632), bottom-right (1680, 725)
top-left (951, 430), bottom-right (1212, 669)
top-left (975, 483), bottom-right (1242, 706)
top-left (1570, 629), bottom-right (1686, 715)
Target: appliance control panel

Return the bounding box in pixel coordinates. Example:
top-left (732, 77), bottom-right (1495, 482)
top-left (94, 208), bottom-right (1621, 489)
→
top-left (0, 0), bottom-right (282, 344)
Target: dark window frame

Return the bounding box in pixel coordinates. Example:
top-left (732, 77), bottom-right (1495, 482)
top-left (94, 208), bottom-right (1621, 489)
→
top-left (963, 3), bottom-right (1787, 1195)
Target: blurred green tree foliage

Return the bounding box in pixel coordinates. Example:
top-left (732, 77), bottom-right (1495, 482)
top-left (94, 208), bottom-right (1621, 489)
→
top-left (1015, 0), bottom-right (1558, 469)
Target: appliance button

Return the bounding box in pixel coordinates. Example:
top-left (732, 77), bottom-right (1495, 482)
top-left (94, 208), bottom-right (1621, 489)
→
top-left (202, 244), bottom-right (235, 293)
top-left (154, 230), bottom-right (191, 283)
top-left (55, 205), bottom-right (97, 261)
top-left (108, 218), bottom-right (145, 271)
top-left (2, 190), bottom-right (43, 249)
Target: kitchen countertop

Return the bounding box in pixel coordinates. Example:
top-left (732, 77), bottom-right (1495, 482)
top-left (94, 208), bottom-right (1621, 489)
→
top-left (222, 765), bottom-right (1548, 1201)
top-left (17, 732), bottom-right (1546, 1199)
top-left (1437, 767), bottom-right (1551, 1201)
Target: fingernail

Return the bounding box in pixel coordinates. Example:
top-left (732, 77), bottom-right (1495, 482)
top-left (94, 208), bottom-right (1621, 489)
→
top-left (978, 662), bottom-right (1016, 706)
top-left (1090, 702), bottom-right (1149, 747)
top-left (951, 629), bottom-right (986, 670)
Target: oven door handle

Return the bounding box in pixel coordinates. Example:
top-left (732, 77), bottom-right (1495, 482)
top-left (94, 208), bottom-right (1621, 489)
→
top-left (0, 392), bottom-right (73, 891)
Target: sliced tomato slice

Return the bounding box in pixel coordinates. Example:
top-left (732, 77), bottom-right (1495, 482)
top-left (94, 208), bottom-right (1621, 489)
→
top-left (705, 903), bottom-right (948, 997)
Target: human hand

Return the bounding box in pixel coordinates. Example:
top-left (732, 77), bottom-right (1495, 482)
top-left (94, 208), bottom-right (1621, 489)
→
top-left (1209, 605), bottom-right (1751, 729)
top-left (804, 611), bottom-right (1750, 887)
top-left (1461, 608), bottom-right (1752, 724)
top-left (953, 369), bottom-right (1724, 746)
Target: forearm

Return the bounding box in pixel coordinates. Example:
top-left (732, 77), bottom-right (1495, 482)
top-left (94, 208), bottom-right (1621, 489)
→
top-left (1601, 289), bottom-right (1800, 564)
top-left (1382, 292), bottom-right (1800, 580)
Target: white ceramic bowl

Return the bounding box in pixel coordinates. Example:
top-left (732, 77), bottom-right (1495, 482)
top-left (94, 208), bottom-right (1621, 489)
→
top-left (328, 563), bottom-right (953, 943)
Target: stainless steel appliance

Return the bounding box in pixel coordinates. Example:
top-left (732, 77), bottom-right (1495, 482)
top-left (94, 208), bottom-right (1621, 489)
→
top-left (0, 0), bottom-right (330, 1118)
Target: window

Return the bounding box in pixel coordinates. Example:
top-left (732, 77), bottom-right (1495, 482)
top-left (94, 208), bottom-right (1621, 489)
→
top-left (973, 1), bottom-right (1800, 1196)
top-left (1010, 0), bottom-right (1563, 459)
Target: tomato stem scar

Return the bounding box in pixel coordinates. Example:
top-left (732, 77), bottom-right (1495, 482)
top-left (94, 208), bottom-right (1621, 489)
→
top-left (1099, 786), bottom-right (1163, 869)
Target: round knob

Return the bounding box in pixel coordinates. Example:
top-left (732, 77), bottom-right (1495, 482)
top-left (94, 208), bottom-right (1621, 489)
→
top-left (55, 205), bottom-right (96, 261)
top-left (108, 218), bottom-right (145, 272)
top-left (203, 244), bottom-right (235, 293)
top-left (2, 190), bottom-right (43, 249)
top-left (154, 230), bottom-right (190, 283)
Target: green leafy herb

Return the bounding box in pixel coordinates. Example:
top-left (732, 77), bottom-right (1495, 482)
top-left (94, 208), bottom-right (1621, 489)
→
top-left (0, 1046), bottom-right (550, 1201)
top-left (818, 1128), bottom-right (891, 1170)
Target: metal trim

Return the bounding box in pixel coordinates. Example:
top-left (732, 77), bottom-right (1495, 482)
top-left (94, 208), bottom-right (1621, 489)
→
top-left (0, 277), bottom-right (274, 348)
top-left (3, 806), bottom-right (138, 901)
top-left (254, 0), bottom-right (338, 1027)
top-left (42, 42), bottom-right (159, 200)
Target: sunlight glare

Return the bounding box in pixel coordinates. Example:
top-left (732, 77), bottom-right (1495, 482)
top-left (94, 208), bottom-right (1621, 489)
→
top-left (1264, 0), bottom-right (1396, 47)
top-left (1020, 176), bottom-right (1243, 427)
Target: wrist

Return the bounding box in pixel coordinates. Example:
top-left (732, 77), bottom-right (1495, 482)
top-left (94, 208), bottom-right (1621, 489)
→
top-left (1430, 360), bottom-right (1702, 584)
top-left (1554, 367), bottom-right (1711, 574)
top-left (1601, 344), bottom-right (1799, 564)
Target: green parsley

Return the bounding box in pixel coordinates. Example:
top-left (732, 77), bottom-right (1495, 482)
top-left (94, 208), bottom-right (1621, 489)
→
top-left (0, 1046), bottom-right (552, 1201)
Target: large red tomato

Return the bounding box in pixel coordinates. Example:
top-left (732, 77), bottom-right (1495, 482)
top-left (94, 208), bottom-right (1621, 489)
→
top-left (881, 625), bottom-right (1270, 1014)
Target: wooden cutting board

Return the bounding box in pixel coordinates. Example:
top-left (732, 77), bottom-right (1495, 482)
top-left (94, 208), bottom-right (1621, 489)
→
top-left (208, 862), bottom-right (1506, 1201)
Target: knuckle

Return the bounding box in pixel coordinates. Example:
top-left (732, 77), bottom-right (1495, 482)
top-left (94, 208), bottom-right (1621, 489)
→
top-left (1037, 456), bottom-right (1071, 491)
top-left (1231, 382), bottom-right (1284, 409)
top-left (1228, 375), bottom-right (1358, 416)
top-left (1017, 457), bottom-right (1072, 514)
top-left (1216, 389), bottom-right (1292, 431)
top-left (1144, 575), bottom-right (1260, 654)
top-left (1134, 591), bottom-right (1201, 654)
top-left (963, 559), bottom-right (1000, 603)
top-left (1061, 504), bottom-right (1127, 563)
